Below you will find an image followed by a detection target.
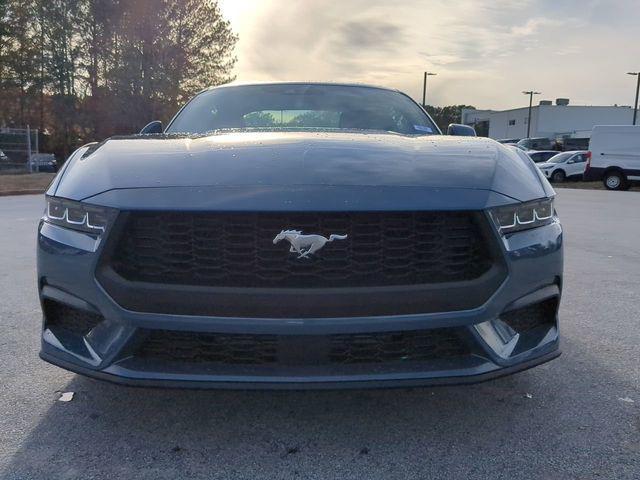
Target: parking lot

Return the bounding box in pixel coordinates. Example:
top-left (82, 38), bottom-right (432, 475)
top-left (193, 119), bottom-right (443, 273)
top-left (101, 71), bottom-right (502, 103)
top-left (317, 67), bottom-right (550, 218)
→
top-left (0, 189), bottom-right (638, 479)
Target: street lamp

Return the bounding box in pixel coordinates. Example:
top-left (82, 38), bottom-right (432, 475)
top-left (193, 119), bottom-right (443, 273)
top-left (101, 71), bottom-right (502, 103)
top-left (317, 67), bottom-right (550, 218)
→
top-left (522, 90), bottom-right (541, 138)
top-left (627, 72), bottom-right (640, 125)
top-left (422, 72), bottom-right (437, 107)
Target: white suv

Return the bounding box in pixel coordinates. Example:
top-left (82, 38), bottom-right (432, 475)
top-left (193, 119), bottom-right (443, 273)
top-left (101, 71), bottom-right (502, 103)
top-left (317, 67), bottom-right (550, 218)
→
top-left (537, 151), bottom-right (589, 183)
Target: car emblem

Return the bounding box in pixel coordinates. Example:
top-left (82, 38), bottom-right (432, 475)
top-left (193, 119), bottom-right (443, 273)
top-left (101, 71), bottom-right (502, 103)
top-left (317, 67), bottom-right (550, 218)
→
top-left (273, 230), bottom-right (348, 259)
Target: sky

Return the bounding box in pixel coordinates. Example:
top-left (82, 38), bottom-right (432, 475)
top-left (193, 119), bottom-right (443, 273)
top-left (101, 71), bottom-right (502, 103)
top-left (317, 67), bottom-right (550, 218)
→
top-left (218, 0), bottom-right (640, 111)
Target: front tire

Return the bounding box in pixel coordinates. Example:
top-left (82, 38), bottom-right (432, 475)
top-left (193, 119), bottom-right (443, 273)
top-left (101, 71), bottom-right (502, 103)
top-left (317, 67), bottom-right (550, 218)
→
top-left (603, 171), bottom-right (627, 191)
top-left (551, 170), bottom-right (566, 183)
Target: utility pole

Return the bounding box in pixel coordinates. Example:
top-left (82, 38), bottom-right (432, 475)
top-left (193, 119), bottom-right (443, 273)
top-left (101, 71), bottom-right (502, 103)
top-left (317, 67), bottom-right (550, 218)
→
top-left (522, 90), bottom-right (541, 138)
top-left (422, 72), bottom-right (437, 107)
top-left (628, 72), bottom-right (640, 125)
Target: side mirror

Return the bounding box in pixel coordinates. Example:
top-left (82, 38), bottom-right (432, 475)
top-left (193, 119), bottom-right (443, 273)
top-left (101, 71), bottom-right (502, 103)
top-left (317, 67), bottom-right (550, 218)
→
top-left (567, 160), bottom-right (574, 164)
top-left (447, 124), bottom-right (477, 136)
top-left (140, 120), bottom-right (163, 135)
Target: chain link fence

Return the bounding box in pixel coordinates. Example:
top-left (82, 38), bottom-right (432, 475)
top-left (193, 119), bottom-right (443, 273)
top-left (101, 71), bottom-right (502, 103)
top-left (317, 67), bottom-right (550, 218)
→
top-left (0, 127), bottom-right (40, 174)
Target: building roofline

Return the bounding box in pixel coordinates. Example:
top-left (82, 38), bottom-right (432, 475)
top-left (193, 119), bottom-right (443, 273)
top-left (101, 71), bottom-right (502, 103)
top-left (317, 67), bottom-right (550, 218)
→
top-left (486, 104), bottom-right (633, 114)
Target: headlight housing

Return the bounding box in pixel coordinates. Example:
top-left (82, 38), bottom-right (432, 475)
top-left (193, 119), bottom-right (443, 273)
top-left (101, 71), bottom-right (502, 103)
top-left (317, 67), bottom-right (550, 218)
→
top-left (489, 198), bottom-right (555, 235)
top-left (44, 196), bottom-right (117, 234)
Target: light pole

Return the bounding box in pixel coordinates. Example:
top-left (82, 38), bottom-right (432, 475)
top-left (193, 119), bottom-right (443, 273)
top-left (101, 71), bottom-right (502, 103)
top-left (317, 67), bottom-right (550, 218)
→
top-left (522, 90), bottom-right (541, 138)
top-left (422, 72), bottom-right (437, 107)
top-left (628, 72), bottom-right (640, 125)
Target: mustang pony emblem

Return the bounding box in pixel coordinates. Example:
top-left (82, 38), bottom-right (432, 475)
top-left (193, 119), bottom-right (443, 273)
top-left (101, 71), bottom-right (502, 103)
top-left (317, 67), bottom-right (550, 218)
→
top-left (273, 230), bottom-right (348, 259)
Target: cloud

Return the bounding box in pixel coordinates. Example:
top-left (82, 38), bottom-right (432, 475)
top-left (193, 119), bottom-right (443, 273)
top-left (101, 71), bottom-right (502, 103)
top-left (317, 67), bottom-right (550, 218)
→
top-left (335, 20), bottom-right (407, 51)
top-left (220, 0), bottom-right (640, 109)
top-left (510, 18), bottom-right (561, 36)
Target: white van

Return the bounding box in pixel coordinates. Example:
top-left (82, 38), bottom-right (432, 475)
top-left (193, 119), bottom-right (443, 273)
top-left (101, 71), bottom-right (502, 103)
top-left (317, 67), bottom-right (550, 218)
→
top-left (585, 125), bottom-right (640, 190)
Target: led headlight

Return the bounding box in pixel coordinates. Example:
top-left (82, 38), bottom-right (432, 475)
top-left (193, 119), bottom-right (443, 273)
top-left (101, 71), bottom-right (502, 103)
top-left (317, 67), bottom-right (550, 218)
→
top-left (44, 196), bottom-right (117, 234)
top-left (489, 198), bottom-right (555, 235)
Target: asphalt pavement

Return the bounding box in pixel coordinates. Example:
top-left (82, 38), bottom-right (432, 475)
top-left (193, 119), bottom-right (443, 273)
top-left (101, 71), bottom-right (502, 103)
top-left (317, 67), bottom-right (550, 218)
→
top-left (0, 189), bottom-right (638, 479)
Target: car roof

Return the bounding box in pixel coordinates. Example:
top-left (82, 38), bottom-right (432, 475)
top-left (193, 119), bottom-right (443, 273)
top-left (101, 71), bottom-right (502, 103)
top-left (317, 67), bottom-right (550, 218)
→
top-left (545, 150), bottom-right (587, 155)
top-left (200, 81), bottom-right (402, 95)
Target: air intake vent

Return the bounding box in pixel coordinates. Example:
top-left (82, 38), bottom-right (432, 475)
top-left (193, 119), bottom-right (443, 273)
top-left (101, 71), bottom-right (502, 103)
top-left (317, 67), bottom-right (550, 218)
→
top-left (500, 298), bottom-right (558, 333)
top-left (43, 300), bottom-right (103, 336)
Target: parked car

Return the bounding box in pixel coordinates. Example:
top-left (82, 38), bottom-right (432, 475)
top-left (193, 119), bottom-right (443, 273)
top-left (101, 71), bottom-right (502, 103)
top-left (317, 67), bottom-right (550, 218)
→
top-left (29, 153), bottom-right (58, 172)
top-left (527, 150), bottom-right (559, 163)
top-left (559, 137), bottom-right (590, 151)
top-left (537, 151), bottom-right (589, 182)
top-left (0, 148), bottom-right (8, 162)
top-left (503, 142), bottom-right (527, 150)
top-left (517, 137), bottom-right (554, 151)
top-left (505, 145), bottom-right (540, 168)
top-left (38, 82), bottom-right (562, 389)
top-left (584, 125), bottom-right (640, 190)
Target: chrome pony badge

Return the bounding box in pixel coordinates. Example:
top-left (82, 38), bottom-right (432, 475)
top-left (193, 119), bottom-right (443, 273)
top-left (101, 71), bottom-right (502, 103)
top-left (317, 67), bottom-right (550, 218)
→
top-left (273, 230), bottom-right (348, 259)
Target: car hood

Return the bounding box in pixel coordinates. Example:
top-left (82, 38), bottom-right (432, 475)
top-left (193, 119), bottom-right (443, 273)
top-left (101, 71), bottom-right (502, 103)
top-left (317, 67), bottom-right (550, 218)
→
top-left (53, 131), bottom-right (549, 202)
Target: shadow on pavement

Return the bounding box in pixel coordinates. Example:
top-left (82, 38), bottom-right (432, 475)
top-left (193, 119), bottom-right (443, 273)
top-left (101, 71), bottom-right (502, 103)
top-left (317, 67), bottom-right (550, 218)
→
top-left (4, 339), bottom-right (636, 480)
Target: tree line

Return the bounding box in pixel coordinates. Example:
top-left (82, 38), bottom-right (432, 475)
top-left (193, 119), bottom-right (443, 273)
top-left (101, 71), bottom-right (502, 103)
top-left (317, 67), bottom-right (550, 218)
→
top-left (0, 0), bottom-right (237, 159)
top-left (424, 105), bottom-right (478, 134)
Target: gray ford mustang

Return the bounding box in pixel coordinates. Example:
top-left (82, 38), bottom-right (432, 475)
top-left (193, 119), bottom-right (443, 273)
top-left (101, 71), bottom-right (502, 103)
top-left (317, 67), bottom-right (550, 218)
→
top-left (37, 82), bottom-right (562, 389)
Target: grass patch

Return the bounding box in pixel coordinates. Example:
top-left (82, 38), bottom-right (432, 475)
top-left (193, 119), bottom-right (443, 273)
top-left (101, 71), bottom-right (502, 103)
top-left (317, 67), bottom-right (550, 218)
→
top-left (0, 173), bottom-right (56, 195)
top-left (552, 181), bottom-right (639, 191)
top-left (553, 181), bottom-right (605, 190)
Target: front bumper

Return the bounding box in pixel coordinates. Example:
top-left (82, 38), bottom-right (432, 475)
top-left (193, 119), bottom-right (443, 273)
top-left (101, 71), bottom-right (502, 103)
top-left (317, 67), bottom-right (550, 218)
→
top-left (40, 348), bottom-right (560, 389)
top-left (37, 214), bottom-right (563, 389)
top-left (538, 168), bottom-right (553, 179)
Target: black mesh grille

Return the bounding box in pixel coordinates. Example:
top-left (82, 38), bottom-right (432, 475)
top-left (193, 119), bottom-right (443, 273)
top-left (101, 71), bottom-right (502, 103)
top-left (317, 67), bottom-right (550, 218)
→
top-left (136, 328), bottom-right (471, 366)
top-left (329, 329), bottom-right (470, 364)
top-left (109, 211), bottom-right (493, 288)
top-left (138, 331), bottom-right (279, 365)
top-left (43, 300), bottom-right (103, 336)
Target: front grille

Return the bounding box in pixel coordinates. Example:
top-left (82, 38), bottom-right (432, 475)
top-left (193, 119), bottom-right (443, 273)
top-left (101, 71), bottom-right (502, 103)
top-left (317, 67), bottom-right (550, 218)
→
top-left (43, 300), bottom-right (103, 336)
top-left (109, 211), bottom-right (494, 288)
top-left (135, 328), bottom-right (471, 366)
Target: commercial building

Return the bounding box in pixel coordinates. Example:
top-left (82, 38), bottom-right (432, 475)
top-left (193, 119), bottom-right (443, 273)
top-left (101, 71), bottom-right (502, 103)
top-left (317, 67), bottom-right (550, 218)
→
top-left (461, 100), bottom-right (635, 140)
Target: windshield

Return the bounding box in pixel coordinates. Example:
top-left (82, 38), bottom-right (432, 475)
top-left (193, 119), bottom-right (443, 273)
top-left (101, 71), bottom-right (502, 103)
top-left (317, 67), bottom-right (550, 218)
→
top-left (548, 152), bottom-right (573, 163)
top-left (166, 84), bottom-right (439, 135)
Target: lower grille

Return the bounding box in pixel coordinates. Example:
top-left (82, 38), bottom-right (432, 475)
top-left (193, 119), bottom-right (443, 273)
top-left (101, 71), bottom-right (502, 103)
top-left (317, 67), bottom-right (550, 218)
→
top-left (329, 329), bottom-right (471, 364)
top-left (136, 328), bottom-right (472, 366)
top-left (138, 331), bottom-right (279, 365)
top-left (43, 300), bottom-right (103, 336)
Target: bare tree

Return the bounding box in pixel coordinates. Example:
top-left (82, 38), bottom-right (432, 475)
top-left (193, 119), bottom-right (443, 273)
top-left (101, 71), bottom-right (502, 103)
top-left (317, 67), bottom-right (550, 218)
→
top-left (0, 0), bottom-right (237, 159)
